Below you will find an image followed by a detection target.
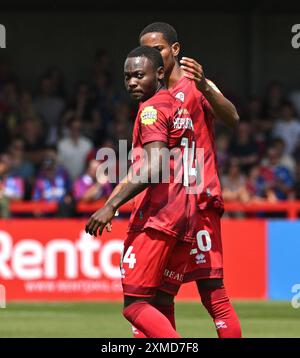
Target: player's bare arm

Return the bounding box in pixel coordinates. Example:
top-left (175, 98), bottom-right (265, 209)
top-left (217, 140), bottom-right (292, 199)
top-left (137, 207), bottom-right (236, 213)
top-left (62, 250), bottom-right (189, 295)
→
top-left (180, 56), bottom-right (239, 128)
top-left (104, 174), bottom-right (129, 232)
top-left (85, 141), bottom-right (166, 237)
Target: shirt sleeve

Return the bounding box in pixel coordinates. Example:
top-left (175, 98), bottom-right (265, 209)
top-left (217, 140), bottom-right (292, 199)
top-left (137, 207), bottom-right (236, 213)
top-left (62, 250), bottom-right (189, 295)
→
top-left (138, 105), bottom-right (169, 145)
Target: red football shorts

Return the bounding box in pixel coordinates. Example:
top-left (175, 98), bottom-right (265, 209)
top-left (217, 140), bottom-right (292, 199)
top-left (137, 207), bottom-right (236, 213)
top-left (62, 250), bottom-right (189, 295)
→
top-left (121, 228), bottom-right (179, 297)
top-left (160, 207), bottom-right (224, 296)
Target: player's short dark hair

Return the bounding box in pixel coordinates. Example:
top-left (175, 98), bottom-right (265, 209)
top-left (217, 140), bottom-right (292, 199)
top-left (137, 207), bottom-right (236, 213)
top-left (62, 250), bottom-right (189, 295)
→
top-left (126, 46), bottom-right (164, 70)
top-left (139, 22), bottom-right (178, 45)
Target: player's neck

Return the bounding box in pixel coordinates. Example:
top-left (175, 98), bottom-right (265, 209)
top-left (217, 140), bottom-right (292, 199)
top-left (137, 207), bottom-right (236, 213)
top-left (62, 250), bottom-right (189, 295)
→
top-left (155, 83), bottom-right (166, 93)
top-left (168, 63), bottom-right (184, 89)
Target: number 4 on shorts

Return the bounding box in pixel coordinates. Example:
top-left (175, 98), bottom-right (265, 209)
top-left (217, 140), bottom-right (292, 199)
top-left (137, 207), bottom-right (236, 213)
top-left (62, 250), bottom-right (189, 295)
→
top-left (123, 246), bottom-right (136, 269)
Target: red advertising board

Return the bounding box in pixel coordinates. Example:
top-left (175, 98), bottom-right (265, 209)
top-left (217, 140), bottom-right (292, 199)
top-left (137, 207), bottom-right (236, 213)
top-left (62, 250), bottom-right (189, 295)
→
top-left (0, 219), bottom-right (267, 301)
top-left (222, 219), bottom-right (267, 299)
top-left (0, 219), bottom-right (127, 301)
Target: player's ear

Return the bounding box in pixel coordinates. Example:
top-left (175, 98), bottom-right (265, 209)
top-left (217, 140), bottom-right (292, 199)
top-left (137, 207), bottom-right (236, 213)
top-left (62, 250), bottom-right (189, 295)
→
top-left (157, 66), bottom-right (164, 80)
top-left (172, 42), bottom-right (180, 57)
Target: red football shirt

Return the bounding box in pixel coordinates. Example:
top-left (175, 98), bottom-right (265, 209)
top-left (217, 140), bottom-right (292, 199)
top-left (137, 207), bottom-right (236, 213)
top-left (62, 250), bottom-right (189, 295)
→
top-left (169, 77), bottom-right (223, 211)
top-left (127, 89), bottom-right (196, 239)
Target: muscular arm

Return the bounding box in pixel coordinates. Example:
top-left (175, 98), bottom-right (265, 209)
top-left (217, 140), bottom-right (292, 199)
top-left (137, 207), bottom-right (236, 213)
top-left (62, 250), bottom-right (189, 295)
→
top-left (105, 174), bottom-right (129, 203)
top-left (180, 57), bottom-right (239, 129)
top-left (200, 81), bottom-right (240, 129)
top-left (85, 141), bottom-right (166, 236)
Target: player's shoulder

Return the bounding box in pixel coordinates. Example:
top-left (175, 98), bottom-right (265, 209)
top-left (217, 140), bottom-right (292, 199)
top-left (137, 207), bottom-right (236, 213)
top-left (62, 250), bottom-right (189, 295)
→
top-left (172, 76), bottom-right (201, 103)
top-left (151, 89), bottom-right (174, 104)
top-left (140, 89), bottom-right (175, 113)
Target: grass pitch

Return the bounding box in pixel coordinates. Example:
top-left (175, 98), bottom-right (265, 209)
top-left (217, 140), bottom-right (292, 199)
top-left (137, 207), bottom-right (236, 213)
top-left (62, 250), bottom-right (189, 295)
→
top-left (0, 301), bottom-right (299, 338)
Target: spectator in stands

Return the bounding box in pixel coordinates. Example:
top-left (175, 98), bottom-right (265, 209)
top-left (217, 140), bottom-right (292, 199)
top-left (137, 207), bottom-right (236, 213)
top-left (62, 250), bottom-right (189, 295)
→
top-left (86, 137), bottom-right (117, 162)
top-left (246, 165), bottom-right (277, 202)
top-left (73, 159), bottom-right (112, 202)
top-left (216, 134), bottom-right (230, 176)
top-left (88, 109), bottom-right (107, 146)
top-left (58, 117), bottom-right (93, 181)
top-left (0, 153), bottom-right (24, 217)
top-left (272, 101), bottom-right (300, 155)
top-left (271, 137), bottom-right (296, 175)
top-left (65, 83), bottom-right (107, 146)
top-left (0, 57), bottom-right (18, 90)
top-left (244, 96), bottom-right (263, 122)
top-left (32, 146), bottom-right (70, 202)
top-left (0, 110), bottom-right (10, 154)
top-left (92, 71), bottom-right (115, 122)
top-left (263, 81), bottom-right (285, 119)
top-left (292, 163), bottom-right (300, 200)
top-left (289, 87), bottom-right (300, 118)
top-left (45, 66), bottom-right (66, 99)
top-left (244, 96), bottom-right (273, 157)
top-left (67, 81), bottom-right (95, 121)
top-left (293, 141), bottom-right (300, 166)
top-left (18, 90), bottom-right (39, 123)
top-left (21, 117), bottom-right (46, 165)
top-left (91, 50), bottom-right (124, 124)
top-left (260, 146), bottom-right (294, 200)
top-left (8, 138), bottom-right (35, 200)
top-left (0, 81), bottom-right (20, 138)
top-left (229, 121), bottom-right (258, 174)
top-left (34, 75), bottom-right (65, 144)
top-left (221, 159), bottom-right (250, 203)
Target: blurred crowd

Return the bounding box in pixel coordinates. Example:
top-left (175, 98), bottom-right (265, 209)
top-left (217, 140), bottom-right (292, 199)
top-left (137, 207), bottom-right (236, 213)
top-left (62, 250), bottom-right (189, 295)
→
top-left (0, 50), bottom-right (300, 217)
top-left (217, 84), bottom-right (300, 206)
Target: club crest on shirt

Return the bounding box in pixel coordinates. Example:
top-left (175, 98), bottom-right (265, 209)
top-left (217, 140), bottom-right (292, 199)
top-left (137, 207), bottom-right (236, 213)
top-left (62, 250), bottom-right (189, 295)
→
top-left (140, 106), bottom-right (157, 125)
top-left (175, 91), bottom-right (185, 102)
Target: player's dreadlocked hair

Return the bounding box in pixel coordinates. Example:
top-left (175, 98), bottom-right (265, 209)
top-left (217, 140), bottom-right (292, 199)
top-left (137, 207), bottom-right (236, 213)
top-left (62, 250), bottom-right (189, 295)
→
top-left (126, 46), bottom-right (164, 70)
top-left (139, 22), bottom-right (178, 45)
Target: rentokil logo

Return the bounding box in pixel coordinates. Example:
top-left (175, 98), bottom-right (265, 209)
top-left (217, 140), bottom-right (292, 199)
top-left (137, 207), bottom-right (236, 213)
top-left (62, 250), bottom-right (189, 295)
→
top-left (0, 230), bottom-right (123, 280)
top-left (0, 24), bottom-right (6, 48)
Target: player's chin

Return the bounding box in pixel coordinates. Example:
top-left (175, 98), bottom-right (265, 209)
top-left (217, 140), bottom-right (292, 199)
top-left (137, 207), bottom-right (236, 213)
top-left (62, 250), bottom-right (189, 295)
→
top-left (129, 91), bottom-right (144, 101)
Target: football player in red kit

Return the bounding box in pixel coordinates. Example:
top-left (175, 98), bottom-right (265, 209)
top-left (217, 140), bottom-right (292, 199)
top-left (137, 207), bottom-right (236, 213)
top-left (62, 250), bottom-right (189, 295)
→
top-left (85, 46), bottom-right (197, 338)
top-left (137, 22), bottom-right (242, 338)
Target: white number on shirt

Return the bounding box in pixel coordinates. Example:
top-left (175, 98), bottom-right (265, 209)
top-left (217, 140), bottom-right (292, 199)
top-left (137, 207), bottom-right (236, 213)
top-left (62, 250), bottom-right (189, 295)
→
top-left (123, 246), bottom-right (137, 269)
top-left (181, 137), bottom-right (197, 187)
top-left (196, 230), bottom-right (212, 252)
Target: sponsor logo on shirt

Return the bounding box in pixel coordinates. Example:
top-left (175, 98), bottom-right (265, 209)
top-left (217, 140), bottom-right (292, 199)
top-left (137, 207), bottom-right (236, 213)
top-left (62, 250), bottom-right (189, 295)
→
top-left (140, 106), bottom-right (157, 125)
top-left (173, 117), bottom-right (194, 130)
top-left (164, 269), bottom-right (184, 282)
